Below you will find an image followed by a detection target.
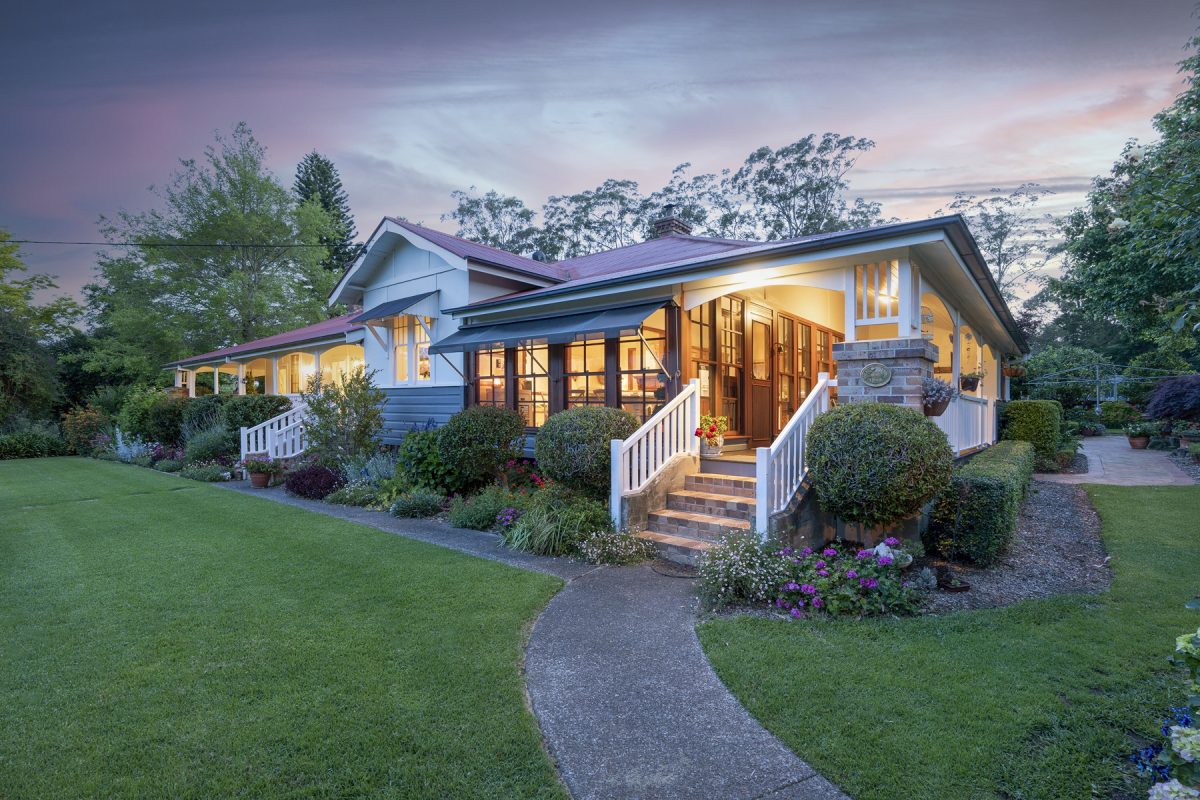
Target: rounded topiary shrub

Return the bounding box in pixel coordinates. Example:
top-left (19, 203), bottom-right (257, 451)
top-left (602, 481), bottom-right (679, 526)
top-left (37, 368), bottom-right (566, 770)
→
top-left (807, 402), bottom-right (953, 528)
top-left (534, 406), bottom-right (640, 498)
top-left (436, 406), bottom-right (526, 493)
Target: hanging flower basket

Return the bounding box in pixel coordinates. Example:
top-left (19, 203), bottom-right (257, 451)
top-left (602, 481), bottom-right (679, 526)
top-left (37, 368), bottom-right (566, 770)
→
top-left (1002, 365), bottom-right (1026, 378)
top-left (959, 375), bottom-right (981, 392)
top-left (923, 397), bottom-right (951, 417)
top-left (921, 377), bottom-right (956, 417)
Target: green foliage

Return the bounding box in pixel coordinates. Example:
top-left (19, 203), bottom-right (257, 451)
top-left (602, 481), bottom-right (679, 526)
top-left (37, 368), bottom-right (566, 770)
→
top-left (323, 480), bottom-right (383, 508)
top-left (1001, 399), bottom-right (1063, 469)
top-left (1189, 442), bottom-right (1200, 460)
top-left (1124, 420), bottom-right (1160, 438)
top-left (1099, 400), bottom-right (1139, 428)
top-left (927, 441), bottom-right (1035, 566)
top-left (83, 123), bottom-right (340, 382)
top-left (0, 431), bottom-right (68, 460)
top-left (1018, 345), bottom-right (1105, 408)
top-left (0, 313), bottom-right (60, 426)
top-left (502, 484), bottom-right (612, 556)
top-left (183, 424), bottom-right (237, 464)
top-left (395, 427), bottom-right (454, 494)
top-left (86, 385), bottom-right (135, 417)
top-left (807, 403), bottom-right (953, 527)
top-left (533, 406), bottom-right (639, 498)
top-left (179, 461), bottom-right (230, 482)
top-left (389, 488), bottom-right (445, 518)
top-left (575, 529), bottom-right (659, 566)
top-left (60, 406), bottom-right (109, 454)
top-left (293, 151), bottom-right (363, 274)
top-left (437, 407), bottom-right (526, 493)
top-left (221, 394), bottom-right (291, 431)
top-left (699, 531), bottom-right (789, 609)
top-left (153, 458), bottom-right (183, 473)
top-left (448, 484), bottom-right (524, 531)
top-left (118, 388), bottom-right (185, 445)
top-left (0, 229), bottom-right (83, 342)
top-left (1123, 349), bottom-right (1192, 406)
top-left (300, 367), bottom-right (384, 466)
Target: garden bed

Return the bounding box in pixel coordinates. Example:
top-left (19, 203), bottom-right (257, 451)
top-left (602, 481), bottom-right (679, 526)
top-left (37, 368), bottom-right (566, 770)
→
top-left (1169, 450), bottom-right (1200, 484)
top-left (1058, 452), bottom-right (1089, 474)
top-left (922, 480), bottom-right (1110, 613)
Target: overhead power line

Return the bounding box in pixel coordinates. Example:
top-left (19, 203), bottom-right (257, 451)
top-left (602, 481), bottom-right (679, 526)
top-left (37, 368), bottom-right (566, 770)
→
top-left (8, 239), bottom-right (327, 248)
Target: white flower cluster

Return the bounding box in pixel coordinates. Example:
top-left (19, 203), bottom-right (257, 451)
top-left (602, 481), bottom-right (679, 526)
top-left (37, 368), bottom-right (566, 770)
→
top-left (1149, 779), bottom-right (1200, 800)
top-left (1172, 726), bottom-right (1200, 765)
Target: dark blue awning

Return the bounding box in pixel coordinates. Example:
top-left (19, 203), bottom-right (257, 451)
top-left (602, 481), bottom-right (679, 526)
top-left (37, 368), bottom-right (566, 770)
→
top-left (350, 291), bottom-right (438, 324)
top-left (429, 299), bottom-right (668, 354)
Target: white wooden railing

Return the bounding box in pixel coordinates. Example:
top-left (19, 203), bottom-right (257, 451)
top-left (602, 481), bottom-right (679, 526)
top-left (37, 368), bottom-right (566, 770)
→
top-left (754, 372), bottom-right (833, 534)
top-left (934, 395), bottom-right (992, 455)
top-left (609, 379), bottom-right (701, 527)
top-left (266, 419), bottom-right (308, 460)
top-left (240, 401), bottom-right (308, 462)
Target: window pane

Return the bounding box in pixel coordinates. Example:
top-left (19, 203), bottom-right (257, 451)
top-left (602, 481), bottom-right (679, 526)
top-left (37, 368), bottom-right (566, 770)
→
top-left (516, 343), bottom-right (549, 427)
top-left (394, 318), bottom-right (409, 383)
top-left (415, 317), bottom-right (432, 381)
top-left (475, 348), bottom-right (505, 407)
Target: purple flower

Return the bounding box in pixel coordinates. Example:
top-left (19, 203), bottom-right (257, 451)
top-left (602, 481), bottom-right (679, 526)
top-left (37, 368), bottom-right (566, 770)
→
top-left (800, 584), bottom-right (817, 595)
top-left (790, 607), bottom-right (802, 618)
top-left (775, 598), bottom-right (784, 608)
top-left (877, 555), bottom-right (894, 566)
top-left (858, 577), bottom-right (879, 590)
top-left (802, 547), bottom-right (813, 555)
top-left (781, 547), bottom-right (794, 556)
top-left (822, 547), bottom-right (837, 557)
top-left (794, 598), bottom-right (805, 607)
top-left (817, 569), bottom-right (830, 577)
top-left (811, 596), bottom-right (823, 609)
top-left (856, 550), bottom-right (871, 560)
top-left (884, 537), bottom-right (901, 547)
top-left (846, 570), bottom-right (858, 579)
top-left (814, 560), bottom-right (826, 568)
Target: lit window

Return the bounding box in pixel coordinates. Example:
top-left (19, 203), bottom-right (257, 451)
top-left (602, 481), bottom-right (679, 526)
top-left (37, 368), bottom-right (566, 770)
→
top-left (515, 343), bottom-right (549, 428)
top-left (416, 317), bottom-right (432, 382)
top-left (618, 309), bottom-right (667, 422)
top-left (475, 347), bottom-right (506, 407)
top-left (565, 334), bottom-right (606, 408)
top-left (393, 317), bottom-right (409, 383)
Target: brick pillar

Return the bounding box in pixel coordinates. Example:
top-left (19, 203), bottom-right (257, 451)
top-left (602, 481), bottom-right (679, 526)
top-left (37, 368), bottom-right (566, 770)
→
top-left (833, 337), bottom-right (938, 410)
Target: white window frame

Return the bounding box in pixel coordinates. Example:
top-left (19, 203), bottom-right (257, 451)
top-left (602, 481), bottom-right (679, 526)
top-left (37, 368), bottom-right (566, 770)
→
top-left (391, 315), bottom-right (436, 386)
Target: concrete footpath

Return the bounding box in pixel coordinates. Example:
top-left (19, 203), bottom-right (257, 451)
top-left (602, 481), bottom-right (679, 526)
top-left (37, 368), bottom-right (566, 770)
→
top-left (218, 481), bottom-right (846, 800)
top-left (1038, 434), bottom-right (1194, 486)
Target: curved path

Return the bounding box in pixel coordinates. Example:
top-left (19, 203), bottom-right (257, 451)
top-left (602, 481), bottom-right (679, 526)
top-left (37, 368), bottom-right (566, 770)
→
top-left (219, 482), bottom-right (845, 799)
top-left (1037, 434), bottom-right (1194, 486)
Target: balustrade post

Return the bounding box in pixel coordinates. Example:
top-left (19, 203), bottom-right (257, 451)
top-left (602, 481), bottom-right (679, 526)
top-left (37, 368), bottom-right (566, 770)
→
top-left (754, 447), bottom-right (770, 538)
top-left (609, 439), bottom-right (623, 530)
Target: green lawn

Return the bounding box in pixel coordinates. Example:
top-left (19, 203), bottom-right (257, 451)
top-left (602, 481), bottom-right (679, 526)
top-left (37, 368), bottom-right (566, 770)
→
top-left (0, 458), bottom-right (566, 799)
top-left (699, 484), bottom-right (1200, 800)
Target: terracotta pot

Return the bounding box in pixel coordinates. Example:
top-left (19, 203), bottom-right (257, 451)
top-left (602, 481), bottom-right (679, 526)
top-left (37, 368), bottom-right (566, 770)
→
top-left (249, 471), bottom-right (271, 488)
top-left (923, 397), bottom-right (950, 417)
top-left (959, 376), bottom-right (981, 392)
top-left (1128, 436), bottom-right (1150, 450)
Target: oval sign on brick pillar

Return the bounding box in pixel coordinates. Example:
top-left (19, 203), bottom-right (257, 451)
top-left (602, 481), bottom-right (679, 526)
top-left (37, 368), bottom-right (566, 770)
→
top-left (861, 362), bottom-right (893, 388)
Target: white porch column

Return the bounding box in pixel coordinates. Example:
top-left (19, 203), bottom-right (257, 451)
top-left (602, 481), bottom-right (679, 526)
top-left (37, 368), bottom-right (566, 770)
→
top-left (842, 268), bottom-right (857, 342)
top-left (951, 308), bottom-right (961, 388)
top-left (897, 257), bottom-right (917, 338)
top-left (236, 362), bottom-right (247, 395)
top-left (186, 369), bottom-right (196, 398)
top-left (270, 357), bottom-right (279, 395)
top-left (312, 350), bottom-right (321, 389)
top-left (213, 366), bottom-right (220, 395)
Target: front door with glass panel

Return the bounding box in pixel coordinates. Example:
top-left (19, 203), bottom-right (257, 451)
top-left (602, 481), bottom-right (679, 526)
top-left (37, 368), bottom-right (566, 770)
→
top-left (748, 307), bottom-right (774, 447)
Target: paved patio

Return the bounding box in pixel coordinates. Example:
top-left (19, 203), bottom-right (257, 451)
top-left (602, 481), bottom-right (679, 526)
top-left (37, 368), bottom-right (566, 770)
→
top-left (1037, 434), bottom-right (1194, 486)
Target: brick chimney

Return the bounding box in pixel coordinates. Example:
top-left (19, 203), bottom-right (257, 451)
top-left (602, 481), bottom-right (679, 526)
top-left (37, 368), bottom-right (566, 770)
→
top-left (652, 203), bottom-right (693, 238)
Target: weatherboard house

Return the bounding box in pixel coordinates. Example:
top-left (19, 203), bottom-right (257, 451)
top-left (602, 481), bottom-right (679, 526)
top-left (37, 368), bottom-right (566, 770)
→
top-left (169, 210), bottom-right (1027, 560)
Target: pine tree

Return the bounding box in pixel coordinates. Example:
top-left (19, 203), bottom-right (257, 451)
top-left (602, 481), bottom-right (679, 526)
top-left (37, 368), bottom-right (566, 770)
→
top-left (294, 151), bottom-right (363, 273)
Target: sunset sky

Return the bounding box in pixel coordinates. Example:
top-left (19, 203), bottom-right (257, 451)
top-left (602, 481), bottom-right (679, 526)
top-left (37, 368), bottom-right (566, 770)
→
top-left (2, 0), bottom-right (1196, 299)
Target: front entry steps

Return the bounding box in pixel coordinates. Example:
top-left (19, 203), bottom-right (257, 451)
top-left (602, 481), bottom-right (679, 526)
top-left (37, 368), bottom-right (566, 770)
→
top-left (634, 471), bottom-right (757, 566)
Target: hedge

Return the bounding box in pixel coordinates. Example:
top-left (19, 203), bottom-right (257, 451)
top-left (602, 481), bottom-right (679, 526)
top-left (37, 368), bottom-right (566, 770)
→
top-left (436, 406), bottom-right (526, 493)
top-left (1001, 399), bottom-right (1061, 468)
top-left (534, 406), bottom-right (640, 499)
top-left (0, 431), bottom-right (69, 460)
top-left (926, 440), bottom-right (1035, 566)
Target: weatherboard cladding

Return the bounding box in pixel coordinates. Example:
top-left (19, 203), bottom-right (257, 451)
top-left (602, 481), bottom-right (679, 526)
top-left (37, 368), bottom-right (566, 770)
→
top-left (377, 386), bottom-right (464, 444)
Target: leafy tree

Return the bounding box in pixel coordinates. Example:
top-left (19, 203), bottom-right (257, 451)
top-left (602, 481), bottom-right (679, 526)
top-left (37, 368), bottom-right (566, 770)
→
top-left (1018, 344), bottom-right (1106, 408)
top-left (541, 179), bottom-right (648, 260)
top-left (1121, 348), bottom-right (1192, 407)
top-left (730, 133), bottom-right (886, 239)
top-left (937, 184), bottom-right (1054, 303)
top-left (300, 366), bottom-right (384, 466)
top-left (85, 123), bottom-right (339, 383)
top-left (442, 188), bottom-right (540, 254)
top-left (293, 151), bottom-right (363, 274)
top-left (0, 314), bottom-right (59, 424)
top-left (0, 229), bottom-right (82, 342)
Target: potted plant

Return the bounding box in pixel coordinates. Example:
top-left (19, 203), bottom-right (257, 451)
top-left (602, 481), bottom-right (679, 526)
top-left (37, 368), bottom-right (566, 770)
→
top-left (959, 368), bottom-right (986, 392)
top-left (694, 414), bottom-right (729, 456)
top-left (1001, 360), bottom-right (1026, 378)
top-left (921, 377), bottom-right (956, 417)
top-left (241, 455), bottom-right (284, 488)
top-left (1124, 421), bottom-right (1157, 450)
top-left (1174, 421), bottom-right (1200, 448)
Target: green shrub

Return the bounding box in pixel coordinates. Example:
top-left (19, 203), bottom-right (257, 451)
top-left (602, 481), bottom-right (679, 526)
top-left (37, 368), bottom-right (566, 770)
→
top-left (1019, 345), bottom-right (1104, 407)
top-left (0, 431), bottom-right (69, 460)
top-left (1001, 399), bottom-right (1062, 470)
top-left (222, 394), bottom-right (291, 431)
top-left (132, 454), bottom-right (154, 468)
top-left (1190, 442), bottom-right (1200, 461)
top-left (180, 461), bottom-right (231, 482)
top-left (533, 406), bottom-right (639, 498)
top-left (502, 485), bottom-right (612, 556)
top-left (153, 458), bottom-right (183, 473)
top-left (183, 424), bottom-right (238, 463)
top-left (698, 530), bottom-right (788, 609)
top-left (85, 385), bottom-right (136, 417)
top-left (1099, 400), bottom-right (1138, 428)
top-left (576, 528), bottom-right (659, 565)
top-left (61, 406), bottom-right (109, 454)
top-left (807, 403), bottom-right (953, 528)
top-left (301, 367), bottom-right (384, 466)
top-left (1122, 348), bottom-right (1191, 407)
top-left (396, 427), bottom-right (454, 494)
top-left (181, 394), bottom-right (225, 432)
top-left (926, 441), bottom-right (1035, 566)
top-left (324, 480), bottom-right (382, 508)
top-left (437, 406), bottom-right (526, 493)
top-left (448, 484), bottom-right (523, 530)
top-left (118, 388), bottom-right (185, 445)
top-left (389, 488), bottom-right (445, 518)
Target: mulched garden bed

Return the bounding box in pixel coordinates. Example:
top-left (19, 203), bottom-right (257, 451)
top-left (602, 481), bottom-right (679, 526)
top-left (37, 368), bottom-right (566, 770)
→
top-left (922, 480), bottom-right (1111, 614)
top-left (1168, 450), bottom-right (1200, 484)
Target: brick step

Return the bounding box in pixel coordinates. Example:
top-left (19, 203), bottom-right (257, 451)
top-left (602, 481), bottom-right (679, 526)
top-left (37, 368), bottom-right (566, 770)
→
top-left (684, 474), bottom-right (756, 498)
top-left (666, 489), bottom-right (755, 520)
top-left (634, 530), bottom-right (712, 567)
top-left (646, 508), bottom-right (750, 543)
